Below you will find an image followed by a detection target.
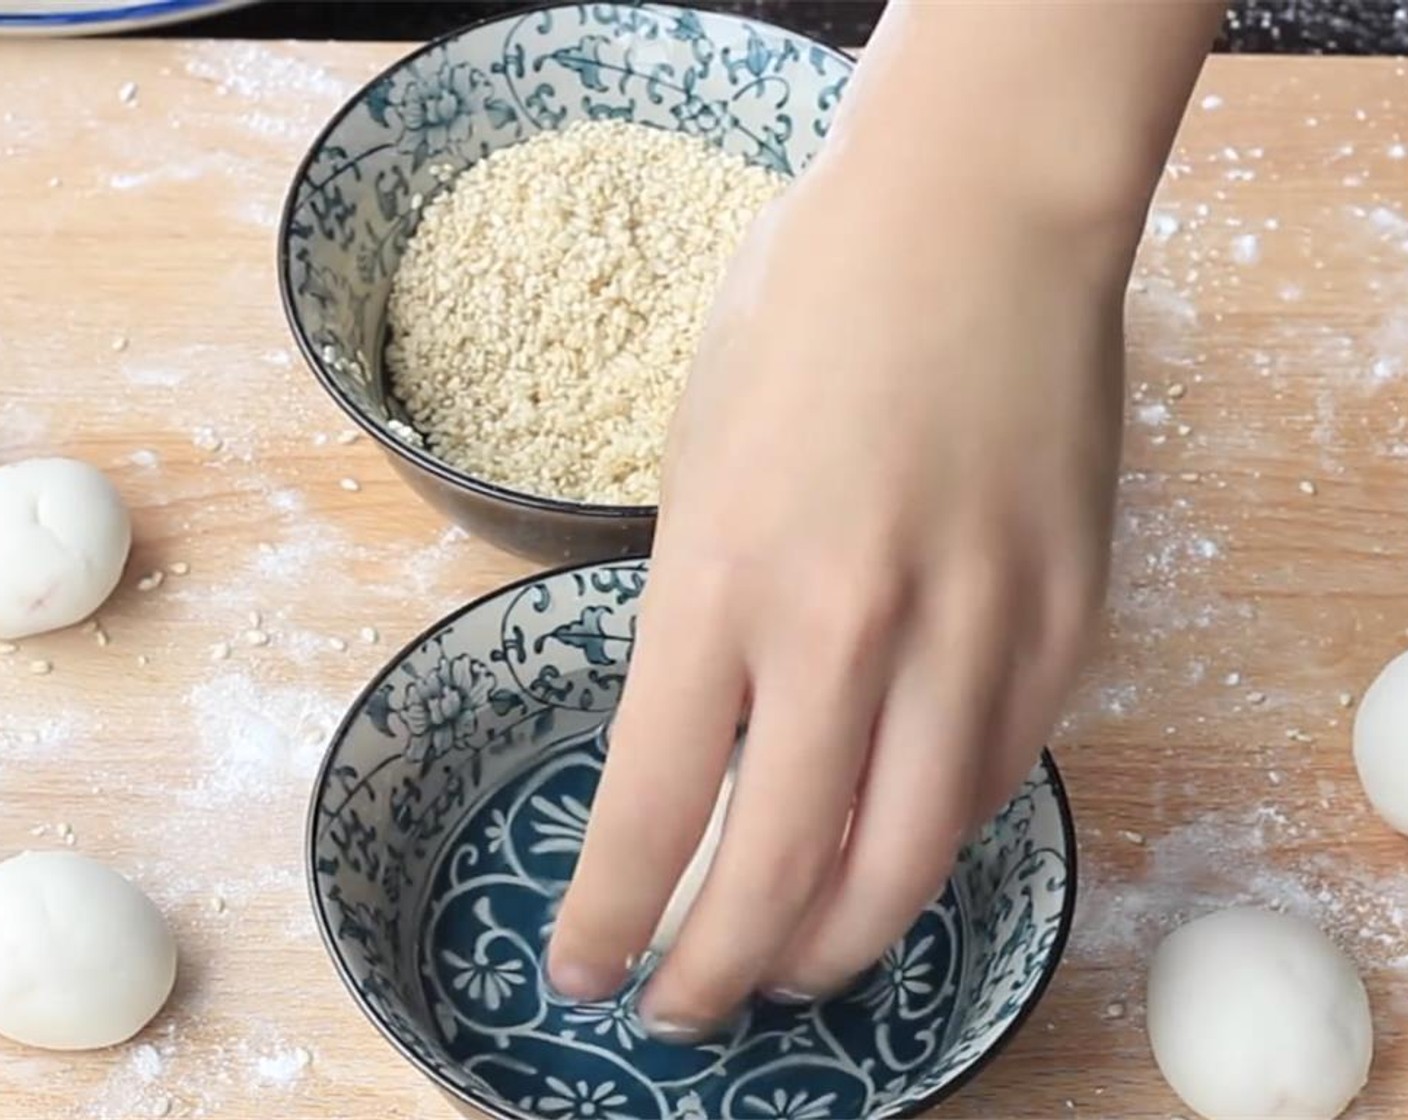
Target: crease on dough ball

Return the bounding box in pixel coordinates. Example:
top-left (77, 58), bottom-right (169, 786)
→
top-left (0, 457), bottom-right (131, 641)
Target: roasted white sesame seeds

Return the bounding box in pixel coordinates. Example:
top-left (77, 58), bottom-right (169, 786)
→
top-left (385, 120), bottom-right (786, 505)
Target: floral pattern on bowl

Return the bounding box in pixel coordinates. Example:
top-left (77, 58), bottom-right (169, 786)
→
top-left (308, 560), bottom-right (1076, 1119)
top-left (278, 2), bottom-right (855, 560)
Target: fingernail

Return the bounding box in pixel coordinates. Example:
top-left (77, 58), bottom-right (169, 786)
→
top-left (763, 987), bottom-right (817, 1006)
top-left (639, 1010), bottom-right (708, 1044)
top-left (547, 958), bottom-right (622, 1003)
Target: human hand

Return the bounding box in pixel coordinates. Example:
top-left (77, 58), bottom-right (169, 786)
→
top-left (545, 166), bottom-right (1128, 1038)
top-left (546, 0), bottom-right (1219, 1043)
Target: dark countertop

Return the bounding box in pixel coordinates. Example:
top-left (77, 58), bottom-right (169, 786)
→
top-left (150, 0), bottom-right (1408, 54)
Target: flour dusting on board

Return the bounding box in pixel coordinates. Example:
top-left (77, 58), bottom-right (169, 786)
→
top-left (182, 42), bottom-right (356, 104)
top-left (85, 1021), bottom-right (316, 1117)
top-left (185, 672), bottom-right (336, 809)
top-left (1074, 810), bottom-right (1408, 978)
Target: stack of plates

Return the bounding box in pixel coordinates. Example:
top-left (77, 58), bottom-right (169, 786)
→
top-left (0, 0), bottom-right (254, 35)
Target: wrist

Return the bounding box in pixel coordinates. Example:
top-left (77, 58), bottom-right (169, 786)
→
top-left (811, 0), bottom-right (1221, 267)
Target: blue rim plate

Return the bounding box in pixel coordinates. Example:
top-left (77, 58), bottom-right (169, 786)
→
top-left (0, 0), bottom-right (254, 35)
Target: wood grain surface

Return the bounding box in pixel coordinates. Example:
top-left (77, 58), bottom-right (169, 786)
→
top-left (2, 40), bottom-right (1408, 1120)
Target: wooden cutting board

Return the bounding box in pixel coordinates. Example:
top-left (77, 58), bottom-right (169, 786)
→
top-left (2, 39), bottom-right (1407, 1119)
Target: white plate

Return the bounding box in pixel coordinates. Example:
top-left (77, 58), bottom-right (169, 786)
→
top-left (0, 0), bottom-right (255, 36)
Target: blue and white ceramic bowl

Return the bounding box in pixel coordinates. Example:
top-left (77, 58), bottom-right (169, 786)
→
top-left (279, 3), bottom-right (854, 564)
top-left (308, 560), bottom-right (1077, 1119)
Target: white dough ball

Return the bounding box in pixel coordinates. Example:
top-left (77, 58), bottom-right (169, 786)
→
top-left (0, 851), bottom-right (177, 1051)
top-left (1147, 907), bottom-right (1372, 1120)
top-left (1353, 648), bottom-right (1408, 834)
top-left (0, 457), bottom-right (132, 641)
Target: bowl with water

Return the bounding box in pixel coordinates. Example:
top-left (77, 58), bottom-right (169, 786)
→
top-left (307, 558), bottom-right (1077, 1118)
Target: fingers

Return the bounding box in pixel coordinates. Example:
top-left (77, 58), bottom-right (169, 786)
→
top-left (764, 578), bottom-right (1008, 998)
top-left (975, 556), bottom-right (1101, 819)
top-left (635, 587), bottom-right (896, 1039)
top-left (547, 570), bottom-right (746, 1002)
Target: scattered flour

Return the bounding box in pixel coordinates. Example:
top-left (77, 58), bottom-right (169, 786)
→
top-left (0, 712), bottom-right (92, 784)
top-left (1366, 204), bottom-right (1408, 242)
top-left (1074, 810), bottom-right (1408, 975)
top-left (181, 42), bottom-right (355, 104)
top-left (130, 1044), bottom-right (162, 1083)
top-left (1230, 232), bottom-right (1261, 265)
top-left (86, 1025), bottom-right (317, 1118)
top-left (184, 672), bottom-right (339, 809)
top-left (1147, 211), bottom-right (1182, 244)
top-left (253, 1045), bottom-right (313, 1087)
top-left (1135, 402), bottom-right (1170, 428)
top-left (107, 162), bottom-right (211, 193)
top-left (0, 400), bottom-right (51, 452)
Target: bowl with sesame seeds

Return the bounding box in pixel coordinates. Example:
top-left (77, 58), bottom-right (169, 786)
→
top-left (308, 559), bottom-right (1077, 1120)
top-left (278, 2), bottom-right (852, 563)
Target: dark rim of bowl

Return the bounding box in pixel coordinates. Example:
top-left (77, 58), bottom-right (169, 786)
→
top-left (277, 0), bottom-right (855, 525)
top-left (305, 557), bottom-right (1080, 1120)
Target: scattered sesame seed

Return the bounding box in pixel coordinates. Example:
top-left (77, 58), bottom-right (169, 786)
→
top-left (1224, 671), bottom-right (1242, 686)
top-left (339, 477), bottom-right (361, 493)
top-left (211, 894), bottom-right (227, 914)
top-left (327, 636), bottom-right (348, 652)
top-left (0, 641), bottom-right (17, 655)
top-left (112, 335), bottom-right (129, 352)
top-left (1104, 1001), bottom-right (1126, 1019)
top-left (136, 571), bottom-right (164, 592)
top-left (1339, 691), bottom-right (1355, 708)
top-left (1167, 382), bottom-right (1188, 400)
top-left (117, 80), bottom-right (138, 105)
top-left (1269, 770), bottom-right (1282, 785)
top-left (56, 822), bottom-right (74, 844)
top-left (1119, 829), bottom-right (1145, 846)
top-left (1299, 479), bottom-right (1317, 495)
top-left (95, 626), bottom-right (110, 648)
top-left (29, 659), bottom-right (52, 675)
top-left (1179, 471), bottom-right (1201, 482)
top-left (136, 654), bottom-right (150, 667)
top-left (168, 561), bottom-right (190, 576)
top-left (210, 641), bottom-right (232, 661)
top-left (248, 610), bottom-right (262, 628)
top-left (1247, 690), bottom-right (1267, 705)
top-left (29, 824), bottom-right (47, 837)
top-left (47, 175), bottom-right (62, 188)
top-left (1176, 423), bottom-right (1193, 437)
top-left (151, 1094), bottom-right (173, 1118)
top-left (243, 629), bottom-right (270, 647)
top-left (359, 626), bottom-right (379, 644)
top-left (336, 429), bottom-right (360, 445)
